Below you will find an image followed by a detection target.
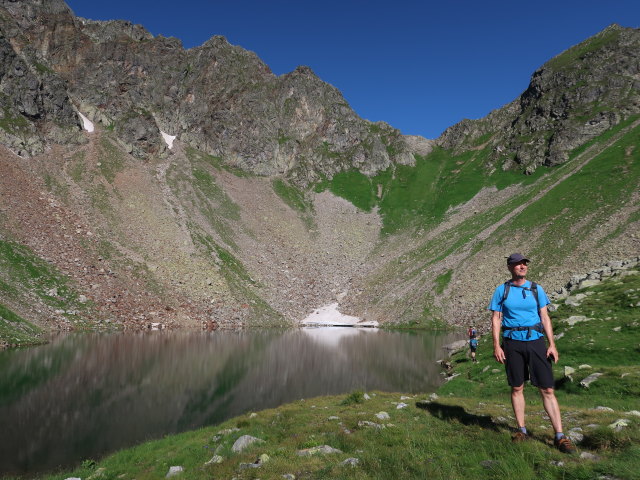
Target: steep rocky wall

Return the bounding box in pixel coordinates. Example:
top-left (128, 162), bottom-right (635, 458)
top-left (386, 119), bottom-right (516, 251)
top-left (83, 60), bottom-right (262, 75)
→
top-left (438, 25), bottom-right (640, 173)
top-left (0, 0), bottom-right (426, 185)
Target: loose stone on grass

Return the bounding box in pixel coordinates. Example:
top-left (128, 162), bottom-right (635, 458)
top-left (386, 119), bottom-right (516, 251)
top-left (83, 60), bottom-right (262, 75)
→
top-left (166, 466), bottom-right (184, 478)
top-left (580, 452), bottom-right (601, 461)
top-left (594, 406), bottom-right (614, 412)
top-left (341, 457), bottom-right (360, 467)
top-left (296, 445), bottom-right (342, 456)
top-left (232, 435), bottom-right (264, 453)
top-left (204, 455), bottom-right (224, 465)
top-left (375, 411), bottom-right (390, 420)
top-left (580, 373), bottom-right (603, 388)
top-left (358, 420), bottom-right (386, 429)
top-left (609, 419), bottom-right (630, 431)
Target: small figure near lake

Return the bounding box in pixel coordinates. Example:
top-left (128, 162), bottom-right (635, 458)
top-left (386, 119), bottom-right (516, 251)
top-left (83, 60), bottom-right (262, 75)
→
top-left (488, 253), bottom-right (575, 453)
top-left (468, 324), bottom-right (478, 363)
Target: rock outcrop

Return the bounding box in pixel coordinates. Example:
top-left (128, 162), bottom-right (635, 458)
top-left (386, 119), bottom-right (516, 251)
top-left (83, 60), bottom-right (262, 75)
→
top-left (438, 24), bottom-right (640, 173)
top-left (0, 0), bottom-right (428, 184)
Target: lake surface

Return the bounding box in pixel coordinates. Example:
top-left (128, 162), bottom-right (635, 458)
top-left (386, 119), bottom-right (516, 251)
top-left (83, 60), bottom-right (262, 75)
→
top-left (0, 327), bottom-right (462, 476)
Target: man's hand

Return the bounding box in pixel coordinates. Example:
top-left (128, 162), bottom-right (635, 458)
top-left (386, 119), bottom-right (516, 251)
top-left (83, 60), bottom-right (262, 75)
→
top-left (546, 345), bottom-right (559, 363)
top-left (494, 346), bottom-right (506, 364)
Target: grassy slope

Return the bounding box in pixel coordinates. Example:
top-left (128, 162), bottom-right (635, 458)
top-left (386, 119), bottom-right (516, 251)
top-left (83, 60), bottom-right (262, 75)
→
top-left (0, 238), bottom-right (88, 346)
top-left (37, 271), bottom-right (639, 480)
top-left (339, 115), bottom-right (640, 325)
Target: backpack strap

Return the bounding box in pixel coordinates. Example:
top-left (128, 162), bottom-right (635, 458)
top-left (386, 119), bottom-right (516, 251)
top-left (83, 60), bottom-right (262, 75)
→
top-left (499, 281), bottom-right (511, 306)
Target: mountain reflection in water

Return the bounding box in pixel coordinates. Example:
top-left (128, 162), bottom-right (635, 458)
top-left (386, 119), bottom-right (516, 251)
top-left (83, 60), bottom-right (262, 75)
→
top-left (0, 328), bottom-right (461, 475)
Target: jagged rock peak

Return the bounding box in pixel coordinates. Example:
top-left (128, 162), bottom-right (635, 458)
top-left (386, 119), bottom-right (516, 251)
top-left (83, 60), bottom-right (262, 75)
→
top-left (437, 24), bottom-right (640, 173)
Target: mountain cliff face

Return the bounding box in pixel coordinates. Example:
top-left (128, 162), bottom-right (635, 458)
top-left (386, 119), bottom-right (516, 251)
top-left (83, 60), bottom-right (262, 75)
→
top-left (1, 0), bottom-right (639, 346)
top-left (438, 24), bottom-right (640, 173)
top-left (0, 0), bottom-right (425, 183)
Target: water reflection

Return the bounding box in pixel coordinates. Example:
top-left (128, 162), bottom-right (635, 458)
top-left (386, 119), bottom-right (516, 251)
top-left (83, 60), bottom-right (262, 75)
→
top-left (0, 328), bottom-right (461, 475)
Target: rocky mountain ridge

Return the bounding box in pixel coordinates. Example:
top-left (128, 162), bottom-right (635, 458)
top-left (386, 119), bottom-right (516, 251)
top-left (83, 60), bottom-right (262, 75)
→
top-left (1, 1), bottom-right (639, 342)
top-left (0, 0), bottom-right (428, 185)
top-left (438, 24), bottom-right (640, 173)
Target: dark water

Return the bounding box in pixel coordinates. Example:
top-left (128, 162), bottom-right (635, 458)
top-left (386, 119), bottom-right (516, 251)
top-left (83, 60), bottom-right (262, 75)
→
top-left (0, 328), bottom-right (461, 476)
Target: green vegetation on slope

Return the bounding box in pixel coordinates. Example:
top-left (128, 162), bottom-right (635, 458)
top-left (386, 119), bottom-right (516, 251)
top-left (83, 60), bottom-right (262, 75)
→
top-left (44, 272), bottom-right (640, 480)
top-left (315, 144), bottom-right (545, 234)
top-left (0, 238), bottom-right (88, 345)
top-left (272, 178), bottom-right (315, 230)
top-left (0, 303), bottom-right (42, 347)
top-left (496, 118), bottom-right (640, 277)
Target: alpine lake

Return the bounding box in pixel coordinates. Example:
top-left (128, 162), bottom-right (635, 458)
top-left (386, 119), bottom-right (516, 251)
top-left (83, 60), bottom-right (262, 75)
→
top-left (0, 327), bottom-right (463, 476)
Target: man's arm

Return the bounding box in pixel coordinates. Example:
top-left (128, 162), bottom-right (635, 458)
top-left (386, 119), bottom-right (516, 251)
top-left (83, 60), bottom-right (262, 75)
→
top-left (539, 306), bottom-right (559, 363)
top-left (491, 310), bottom-right (505, 363)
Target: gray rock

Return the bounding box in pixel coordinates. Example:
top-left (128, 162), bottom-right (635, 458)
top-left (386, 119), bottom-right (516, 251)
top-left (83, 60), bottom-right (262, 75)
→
top-left (204, 455), bottom-right (224, 465)
top-left (341, 457), bottom-right (360, 467)
top-left (580, 373), bottom-right (603, 388)
top-left (282, 475), bottom-right (296, 480)
top-left (166, 466), bottom-right (184, 478)
top-left (567, 430), bottom-right (584, 444)
top-left (580, 452), bottom-right (600, 461)
top-left (396, 403), bottom-right (408, 409)
top-left (565, 294), bottom-right (587, 307)
top-left (579, 279), bottom-right (601, 289)
top-left (358, 420), bottom-right (385, 430)
top-left (231, 435), bottom-right (264, 453)
top-left (563, 315), bottom-right (591, 326)
top-left (375, 411), bottom-right (390, 420)
top-left (594, 406), bottom-right (614, 412)
top-left (296, 445), bottom-right (343, 456)
top-left (609, 419), bottom-right (630, 431)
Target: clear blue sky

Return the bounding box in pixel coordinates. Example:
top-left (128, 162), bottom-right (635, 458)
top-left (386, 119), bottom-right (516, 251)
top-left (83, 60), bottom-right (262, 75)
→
top-left (65, 0), bottom-right (640, 139)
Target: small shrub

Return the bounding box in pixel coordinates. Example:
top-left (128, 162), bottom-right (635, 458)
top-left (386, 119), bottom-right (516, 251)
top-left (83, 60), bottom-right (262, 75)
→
top-left (582, 426), bottom-right (631, 451)
top-left (340, 390), bottom-right (364, 406)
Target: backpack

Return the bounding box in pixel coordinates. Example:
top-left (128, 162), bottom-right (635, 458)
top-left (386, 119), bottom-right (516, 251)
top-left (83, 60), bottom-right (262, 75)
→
top-left (469, 338), bottom-right (478, 348)
top-left (499, 280), bottom-right (544, 339)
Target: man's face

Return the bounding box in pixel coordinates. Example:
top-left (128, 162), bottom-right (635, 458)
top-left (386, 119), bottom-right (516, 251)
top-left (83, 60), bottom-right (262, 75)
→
top-left (508, 260), bottom-right (528, 277)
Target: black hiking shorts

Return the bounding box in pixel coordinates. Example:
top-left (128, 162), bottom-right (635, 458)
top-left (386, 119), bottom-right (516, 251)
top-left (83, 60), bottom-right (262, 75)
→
top-left (502, 337), bottom-right (554, 388)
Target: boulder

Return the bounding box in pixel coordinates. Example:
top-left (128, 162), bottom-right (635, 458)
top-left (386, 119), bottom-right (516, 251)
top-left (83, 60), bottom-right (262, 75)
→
top-left (232, 435), bottom-right (264, 453)
top-left (580, 372), bottom-right (603, 388)
top-left (296, 445), bottom-right (343, 456)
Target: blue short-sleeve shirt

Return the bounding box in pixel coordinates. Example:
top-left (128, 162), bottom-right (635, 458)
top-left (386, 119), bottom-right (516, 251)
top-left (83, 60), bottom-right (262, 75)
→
top-left (488, 281), bottom-right (550, 341)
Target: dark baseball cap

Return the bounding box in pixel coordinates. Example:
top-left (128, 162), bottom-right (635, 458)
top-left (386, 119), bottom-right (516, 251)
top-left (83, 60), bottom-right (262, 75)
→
top-left (506, 253), bottom-right (530, 265)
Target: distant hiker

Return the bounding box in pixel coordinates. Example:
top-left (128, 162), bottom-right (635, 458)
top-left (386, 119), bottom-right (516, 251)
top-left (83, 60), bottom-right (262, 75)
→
top-left (469, 336), bottom-right (478, 363)
top-left (488, 253), bottom-right (575, 453)
top-left (467, 325), bottom-right (477, 339)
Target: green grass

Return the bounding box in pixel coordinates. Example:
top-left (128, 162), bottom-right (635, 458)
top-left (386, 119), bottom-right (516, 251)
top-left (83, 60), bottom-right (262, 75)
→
top-left (314, 144), bottom-right (546, 234)
top-left (186, 147), bottom-right (253, 178)
top-left (495, 120), bottom-right (640, 276)
top-left (98, 137), bottom-right (126, 183)
top-left (0, 303), bottom-right (43, 347)
top-left (546, 27), bottom-right (621, 71)
top-left (0, 106), bottom-right (29, 135)
top-left (272, 178), bottom-right (316, 230)
top-left (0, 238), bottom-right (90, 345)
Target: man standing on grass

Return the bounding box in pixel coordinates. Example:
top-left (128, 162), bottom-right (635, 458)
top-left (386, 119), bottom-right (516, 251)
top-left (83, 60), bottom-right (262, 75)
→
top-left (488, 253), bottom-right (575, 453)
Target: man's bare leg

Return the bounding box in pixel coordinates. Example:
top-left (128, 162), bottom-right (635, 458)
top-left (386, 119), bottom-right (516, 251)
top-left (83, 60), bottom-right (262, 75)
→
top-left (539, 387), bottom-right (563, 433)
top-left (511, 384), bottom-right (526, 428)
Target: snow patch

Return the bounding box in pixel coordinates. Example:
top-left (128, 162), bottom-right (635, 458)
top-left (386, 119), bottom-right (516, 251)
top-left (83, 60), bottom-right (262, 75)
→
top-left (161, 131), bottom-right (176, 149)
top-left (300, 303), bottom-right (378, 327)
top-left (78, 112), bottom-right (94, 133)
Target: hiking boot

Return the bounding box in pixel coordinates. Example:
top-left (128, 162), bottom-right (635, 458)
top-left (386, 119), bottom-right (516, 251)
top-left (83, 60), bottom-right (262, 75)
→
top-left (512, 431), bottom-right (528, 442)
top-left (554, 435), bottom-right (575, 454)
